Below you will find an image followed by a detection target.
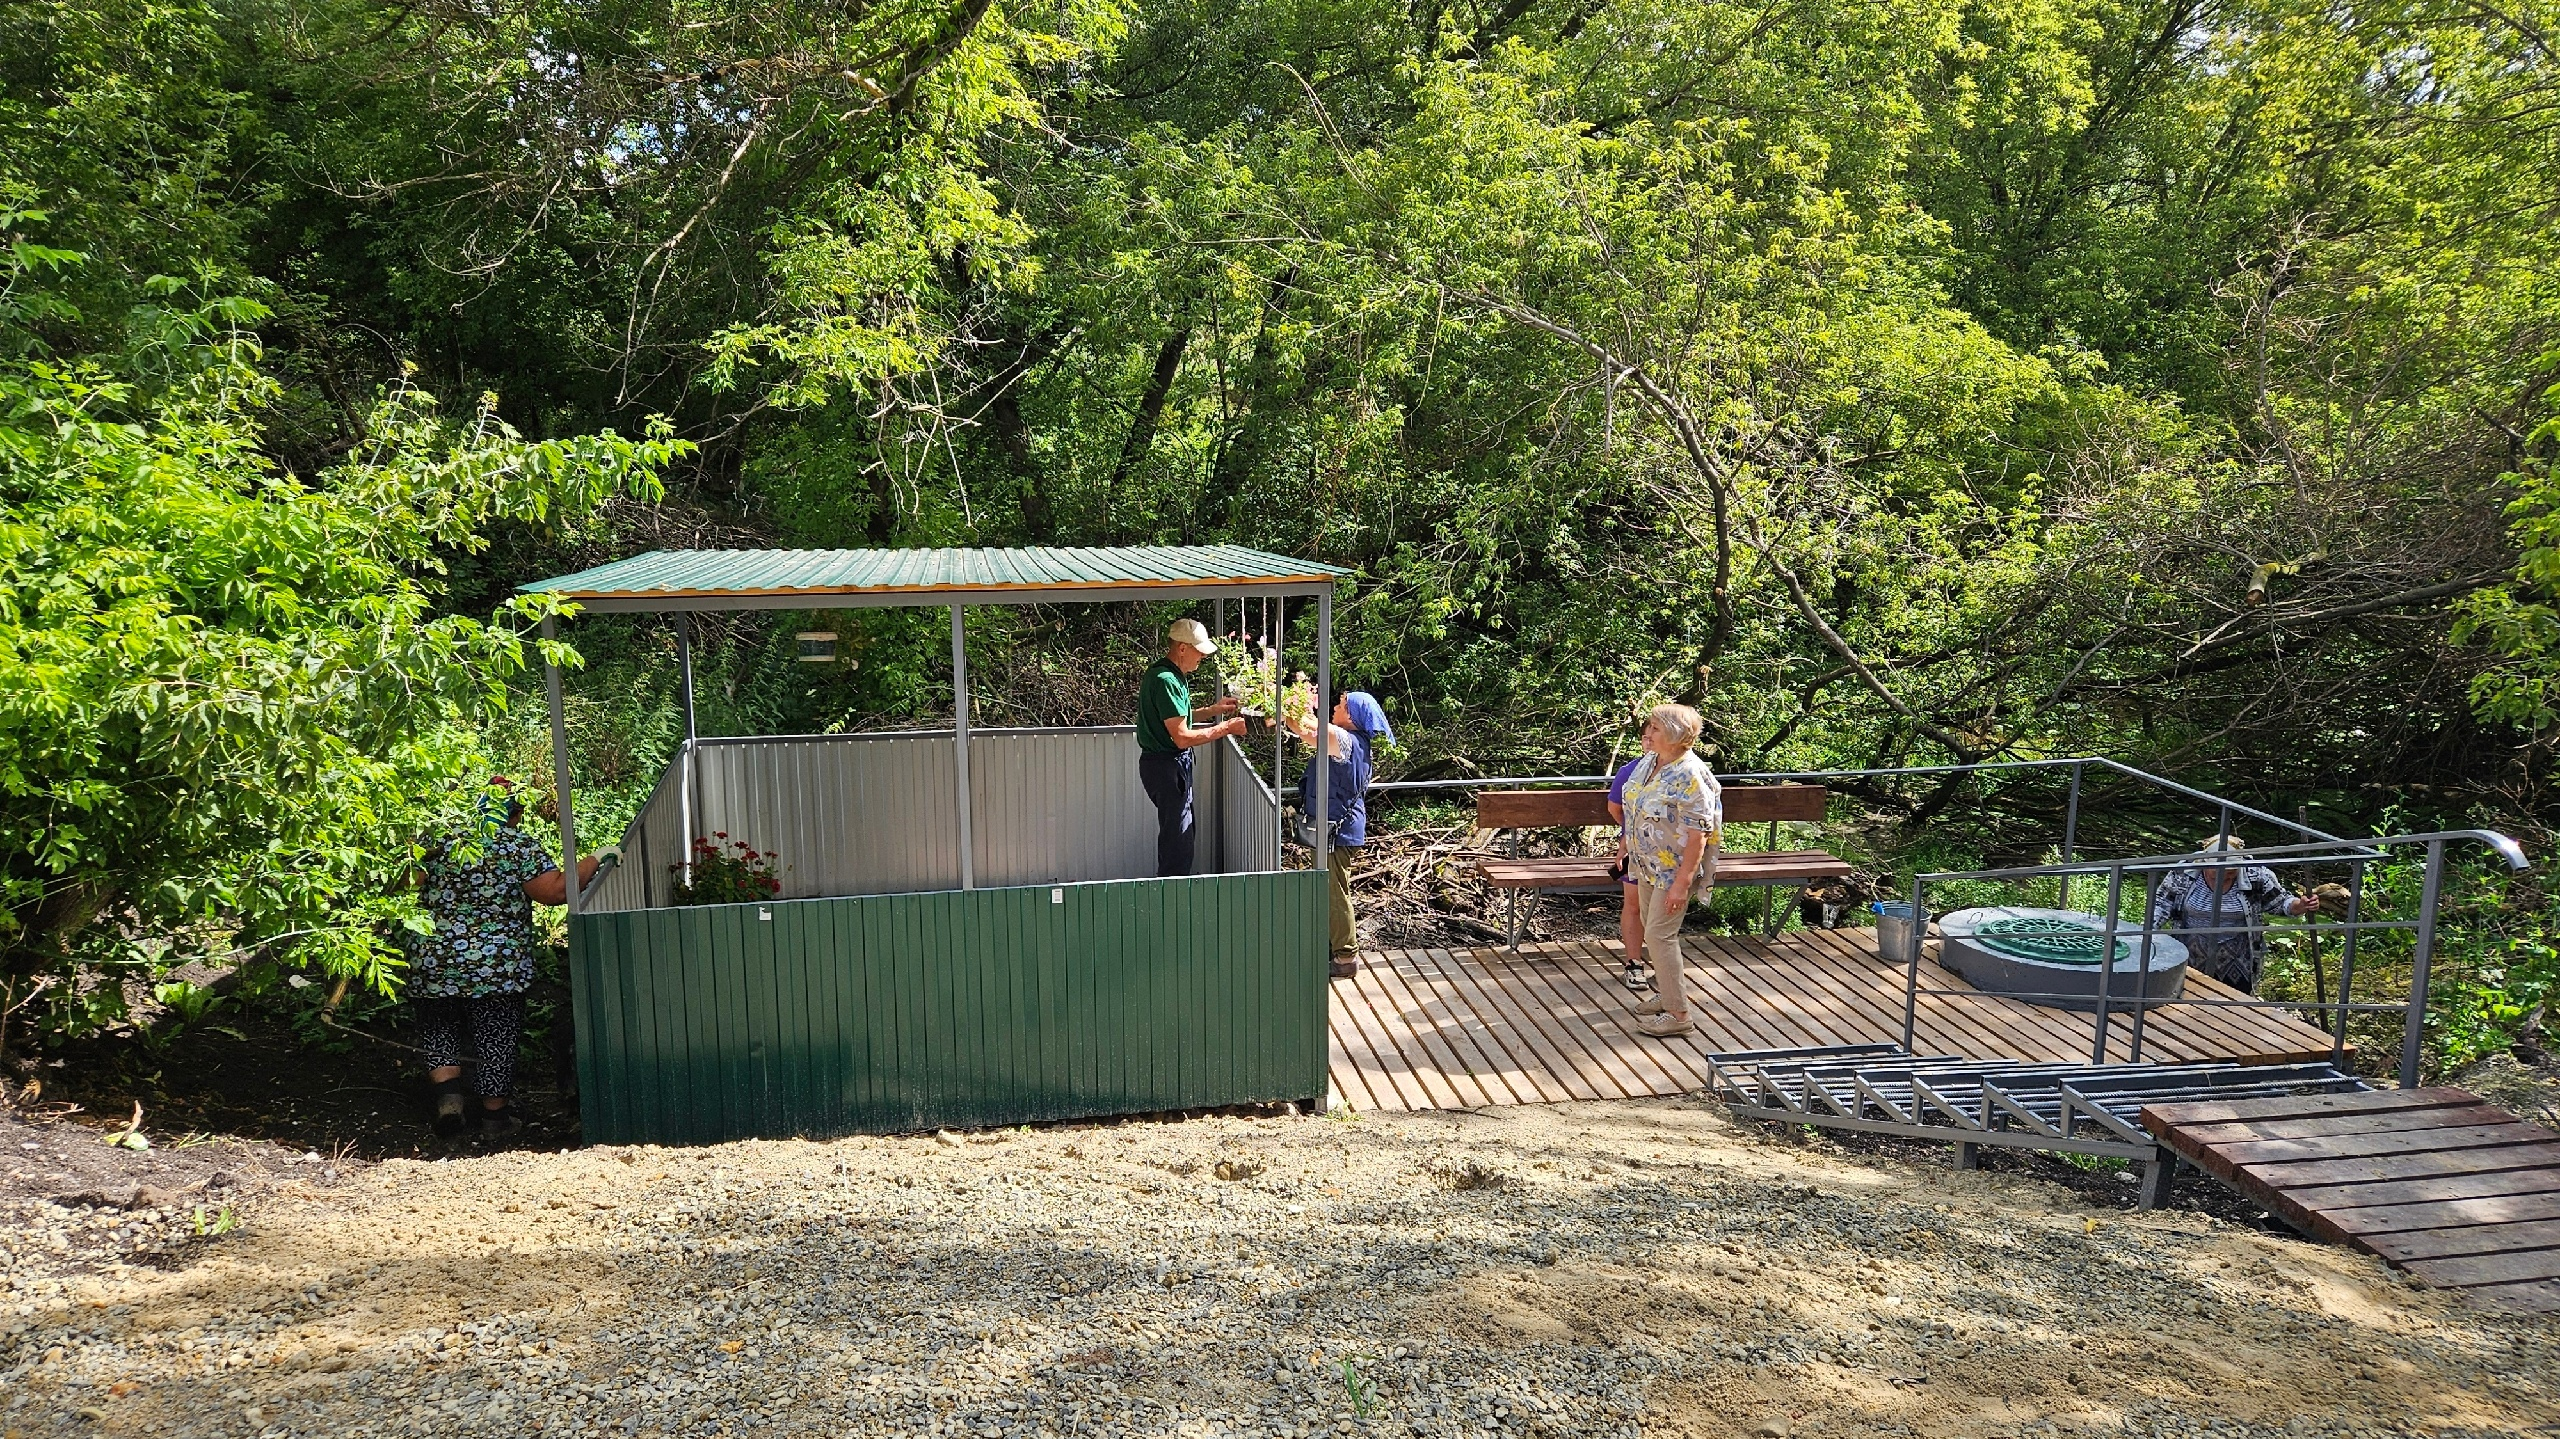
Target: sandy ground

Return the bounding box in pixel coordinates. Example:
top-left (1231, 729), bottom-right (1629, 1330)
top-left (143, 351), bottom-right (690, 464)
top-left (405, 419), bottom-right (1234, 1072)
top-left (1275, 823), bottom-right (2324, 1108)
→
top-left (2, 1097), bottom-right (2554, 1439)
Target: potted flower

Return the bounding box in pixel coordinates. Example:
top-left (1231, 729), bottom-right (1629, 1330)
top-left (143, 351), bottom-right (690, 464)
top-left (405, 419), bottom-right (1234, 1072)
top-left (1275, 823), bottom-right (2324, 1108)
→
top-left (672, 834), bottom-right (785, 906)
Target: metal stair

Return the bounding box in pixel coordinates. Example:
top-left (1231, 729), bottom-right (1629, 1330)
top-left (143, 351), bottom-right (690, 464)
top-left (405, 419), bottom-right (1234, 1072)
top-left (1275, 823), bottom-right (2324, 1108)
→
top-left (1703, 1043), bottom-right (2369, 1208)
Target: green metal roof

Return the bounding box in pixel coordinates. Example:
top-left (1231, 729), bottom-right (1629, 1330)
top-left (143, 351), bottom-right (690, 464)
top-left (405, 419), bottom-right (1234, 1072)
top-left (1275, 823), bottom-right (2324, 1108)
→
top-left (520, 545), bottom-right (1351, 611)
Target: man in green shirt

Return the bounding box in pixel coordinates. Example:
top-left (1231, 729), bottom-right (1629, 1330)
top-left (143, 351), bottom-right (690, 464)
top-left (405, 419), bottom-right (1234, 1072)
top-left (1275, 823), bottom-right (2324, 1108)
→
top-left (1137, 618), bottom-right (1245, 876)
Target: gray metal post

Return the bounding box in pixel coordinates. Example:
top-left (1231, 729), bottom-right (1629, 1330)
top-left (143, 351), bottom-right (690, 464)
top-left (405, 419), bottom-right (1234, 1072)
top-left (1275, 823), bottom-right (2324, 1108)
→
top-left (2128, 871), bottom-right (2156, 1063)
top-left (2396, 840), bottom-right (2445, 1089)
top-left (952, 604), bottom-right (974, 891)
top-left (1899, 875), bottom-right (1927, 1053)
top-left (2058, 761), bottom-right (2083, 910)
top-left (542, 615), bottom-right (580, 917)
top-left (2333, 863), bottom-right (2366, 1066)
top-left (2090, 865), bottom-right (2123, 1064)
top-left (1314, 587), bottom-right (1332, 875)
top-left (2217, 804), bottom-right (2233, 849)
top-left (676, 614), bottom-right (698, 888)
top-left (1202, 598), bottom-right (1227, 876)
top-left (1272, 596), bottom-right (1285, 861)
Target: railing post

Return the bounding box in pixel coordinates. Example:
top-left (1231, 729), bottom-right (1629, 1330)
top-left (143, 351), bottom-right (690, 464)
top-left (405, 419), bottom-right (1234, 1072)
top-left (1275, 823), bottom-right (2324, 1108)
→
top-left (2090, 865), bottom-right (2123, 1064)
top-left (2333, 862), bottom-right (2366, 1067)
top-left (2059, 760), bottom-right (2083, 910)
top-left (2128, 870), bottom-right (2156, 1063)
top-left (1899, 875), bottom-right (1928, 1054)
top-left (2396, 840), bottom-right (2445, 1089)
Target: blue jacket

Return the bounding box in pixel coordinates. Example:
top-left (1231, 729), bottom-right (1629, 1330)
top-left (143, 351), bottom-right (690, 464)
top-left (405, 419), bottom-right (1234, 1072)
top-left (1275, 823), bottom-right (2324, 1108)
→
top-left (1297, 725), bottom-right (1376, 847)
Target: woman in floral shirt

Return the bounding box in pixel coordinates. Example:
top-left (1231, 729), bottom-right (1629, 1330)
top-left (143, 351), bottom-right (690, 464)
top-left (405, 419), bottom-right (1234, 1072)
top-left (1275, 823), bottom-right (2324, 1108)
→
top-left (409, 778), bottom-right (591, 1138)
top-left (1615, 704), bottom-right (1722, 1037)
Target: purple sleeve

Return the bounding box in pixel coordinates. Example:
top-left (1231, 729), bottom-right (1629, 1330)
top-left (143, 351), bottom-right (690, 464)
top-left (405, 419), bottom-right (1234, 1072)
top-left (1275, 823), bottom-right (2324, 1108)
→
top-left (1608, 759), bottom-right (1640, 806)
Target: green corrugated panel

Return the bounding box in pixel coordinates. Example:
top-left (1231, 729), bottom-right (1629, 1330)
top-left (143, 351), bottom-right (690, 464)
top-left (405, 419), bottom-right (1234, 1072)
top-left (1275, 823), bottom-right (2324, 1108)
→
top-left (520, 545), bottom-right (1352, 603)
top-left (569, 871), bottom-right (1328, 1143)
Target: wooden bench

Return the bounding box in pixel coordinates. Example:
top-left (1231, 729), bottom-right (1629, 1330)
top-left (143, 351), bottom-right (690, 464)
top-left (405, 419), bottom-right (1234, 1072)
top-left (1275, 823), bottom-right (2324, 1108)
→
top-left (1472, 784), bottom-right (1853, 941)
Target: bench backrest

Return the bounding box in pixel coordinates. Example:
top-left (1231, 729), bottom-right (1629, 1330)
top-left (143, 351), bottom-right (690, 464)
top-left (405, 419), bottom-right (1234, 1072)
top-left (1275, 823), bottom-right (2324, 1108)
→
top-left (1474, 783), bottom-right (1827, 829)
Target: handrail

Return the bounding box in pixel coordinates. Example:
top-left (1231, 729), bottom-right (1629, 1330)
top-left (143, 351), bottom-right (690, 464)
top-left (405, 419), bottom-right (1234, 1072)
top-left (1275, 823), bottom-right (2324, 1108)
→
top-left (1913, 829), bottom-right (2524, 883)
top-left (1366, 754), bottom-right (2357, 849)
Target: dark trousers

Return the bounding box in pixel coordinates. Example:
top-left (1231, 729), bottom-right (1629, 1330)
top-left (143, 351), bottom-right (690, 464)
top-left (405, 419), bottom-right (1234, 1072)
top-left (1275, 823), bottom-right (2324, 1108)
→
top-left (415, 993), bottom-right (526, 1099)
top-left (1138, 748), bottom-right (1196, 877)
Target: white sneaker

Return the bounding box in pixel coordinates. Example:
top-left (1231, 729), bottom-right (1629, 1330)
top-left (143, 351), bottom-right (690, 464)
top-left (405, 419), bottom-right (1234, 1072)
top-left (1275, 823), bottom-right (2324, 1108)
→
top-left (1633, 996), bottom-right (1668, 1017)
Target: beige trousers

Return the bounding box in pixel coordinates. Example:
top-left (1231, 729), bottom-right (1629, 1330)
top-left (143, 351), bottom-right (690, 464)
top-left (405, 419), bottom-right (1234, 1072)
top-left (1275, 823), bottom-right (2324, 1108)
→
top-left (1632, 878), bottom-right (1691, 1012)
top-left (1633, 848), bottom-right (1715, 1012)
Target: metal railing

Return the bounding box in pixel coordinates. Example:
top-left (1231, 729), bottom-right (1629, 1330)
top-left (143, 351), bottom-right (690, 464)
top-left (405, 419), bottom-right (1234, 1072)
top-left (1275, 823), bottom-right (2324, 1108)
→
top-left (1363, 754), bottom-right (2386, 944)
top-left (1899, 830), bottom-right (2530, 1088)
top-left (1372, 756), bottom-right (2361, 851)
top-left (1350, 755), bottom-right (2529, 1089)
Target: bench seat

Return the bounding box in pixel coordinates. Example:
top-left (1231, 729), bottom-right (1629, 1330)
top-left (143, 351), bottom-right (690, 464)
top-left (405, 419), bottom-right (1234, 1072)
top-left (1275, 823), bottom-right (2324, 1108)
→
top-left (1477, 849), bottom-right (1857, 891)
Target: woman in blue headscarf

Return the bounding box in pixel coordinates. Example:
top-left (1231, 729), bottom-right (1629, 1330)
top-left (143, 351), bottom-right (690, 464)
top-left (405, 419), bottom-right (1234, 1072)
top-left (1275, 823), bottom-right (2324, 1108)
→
top-left (1291, 691), bottom-right (1393, 979)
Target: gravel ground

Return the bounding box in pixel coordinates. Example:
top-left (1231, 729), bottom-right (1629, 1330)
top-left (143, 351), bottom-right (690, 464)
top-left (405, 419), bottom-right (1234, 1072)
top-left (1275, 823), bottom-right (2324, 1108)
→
top-left (3, 1098), bottom-right (2555, 1439)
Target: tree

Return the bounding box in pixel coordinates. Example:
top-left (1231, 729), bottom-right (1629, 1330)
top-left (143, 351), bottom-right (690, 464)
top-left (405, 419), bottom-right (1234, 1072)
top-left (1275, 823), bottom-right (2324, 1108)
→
top-left (0, 223), bottom-right (686, 1052)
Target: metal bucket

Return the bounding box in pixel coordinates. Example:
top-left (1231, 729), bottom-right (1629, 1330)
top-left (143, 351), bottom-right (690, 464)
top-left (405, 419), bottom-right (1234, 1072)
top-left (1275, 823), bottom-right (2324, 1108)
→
top-left (1872, 902), bottom-right (1919, 964)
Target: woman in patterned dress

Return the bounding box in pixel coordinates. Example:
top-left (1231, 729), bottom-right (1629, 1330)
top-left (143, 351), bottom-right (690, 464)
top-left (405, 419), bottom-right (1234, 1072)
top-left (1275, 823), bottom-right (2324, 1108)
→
top-left (408, 778), bottom-right (594, 1137)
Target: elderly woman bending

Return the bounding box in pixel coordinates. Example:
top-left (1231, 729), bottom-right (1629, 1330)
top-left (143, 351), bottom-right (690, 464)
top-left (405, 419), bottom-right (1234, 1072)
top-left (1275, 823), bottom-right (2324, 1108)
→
top-left (1616, 704), bottom-right (1723, 1038)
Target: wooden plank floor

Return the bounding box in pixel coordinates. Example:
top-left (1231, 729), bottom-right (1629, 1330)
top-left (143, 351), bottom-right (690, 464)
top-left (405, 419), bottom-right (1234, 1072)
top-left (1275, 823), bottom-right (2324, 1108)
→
top-left (2142, 1088), bottom-right (2560, 1314)
top-left (1324, 929), bottom-right (2347, 1115)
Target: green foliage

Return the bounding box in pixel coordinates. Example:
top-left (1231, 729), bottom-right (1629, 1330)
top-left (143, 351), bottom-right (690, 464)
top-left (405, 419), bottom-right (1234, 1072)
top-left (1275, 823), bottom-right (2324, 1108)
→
top-left (7, 0), bottom-right (2560, 1064)
top-left (2454, 377), bottom-right (2560, 728)
top-left (0, 233), bottom-right (686, 1046)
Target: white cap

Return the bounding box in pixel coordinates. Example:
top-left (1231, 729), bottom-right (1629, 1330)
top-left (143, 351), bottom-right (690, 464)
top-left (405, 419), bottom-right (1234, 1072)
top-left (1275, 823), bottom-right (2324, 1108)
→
top-left (1168, 618), bottom-right (1219, 655)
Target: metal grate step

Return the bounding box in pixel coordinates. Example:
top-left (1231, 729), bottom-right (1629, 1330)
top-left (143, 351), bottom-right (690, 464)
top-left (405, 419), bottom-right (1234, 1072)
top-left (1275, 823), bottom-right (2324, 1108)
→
top-left (1703, 1043), bottom-right (2369, 1209)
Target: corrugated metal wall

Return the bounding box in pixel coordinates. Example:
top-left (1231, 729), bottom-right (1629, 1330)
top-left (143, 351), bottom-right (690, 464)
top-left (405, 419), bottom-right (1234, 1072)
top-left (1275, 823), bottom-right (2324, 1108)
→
top-left (1215, 736), bottom-right (1279, 873)
top-left (960, 729), bottom-right (1156, 887)
top-left (568, 869), bottom-right (1331, 1141)
top-left (586, 728), bottom-right (1284, 911)
top-left (695, 733), bottom-right (966, 898)
top-left (583, 744), bottom-right (690, 913)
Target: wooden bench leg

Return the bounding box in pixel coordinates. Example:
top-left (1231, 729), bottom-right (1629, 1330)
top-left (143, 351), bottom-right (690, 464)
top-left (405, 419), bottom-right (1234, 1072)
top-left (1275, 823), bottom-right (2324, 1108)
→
top-left (1506, 888), bottom-right (1519, 949)
top-left (1762, 883), bottom-right (1775, 937)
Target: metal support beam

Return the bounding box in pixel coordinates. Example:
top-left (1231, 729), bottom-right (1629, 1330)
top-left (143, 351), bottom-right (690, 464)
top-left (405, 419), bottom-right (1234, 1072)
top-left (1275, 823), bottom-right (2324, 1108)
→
top-left (676, 614), bottom-right (698, 888)
top-left (542, 615), bottom-right (580, 918)
top-left (1314, 587), bottom-right (1332, 876)
top-left (2138, 1154), bottom-right (2175, 1211)
top-left (1271, 597), bottom-right (1285, 862)
top-left (952, 604), bottom-right (975, 891)
top-left (2397, 840), bottom-right (2445, 1089)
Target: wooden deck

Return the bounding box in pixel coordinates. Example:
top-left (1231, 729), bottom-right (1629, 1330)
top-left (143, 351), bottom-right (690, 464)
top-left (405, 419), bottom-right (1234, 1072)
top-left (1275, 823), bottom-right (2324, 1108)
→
top-left (2143, 1088), bottom-right (2560, 1313)
top-left (1325, 929), bottom-right (2346, 1114)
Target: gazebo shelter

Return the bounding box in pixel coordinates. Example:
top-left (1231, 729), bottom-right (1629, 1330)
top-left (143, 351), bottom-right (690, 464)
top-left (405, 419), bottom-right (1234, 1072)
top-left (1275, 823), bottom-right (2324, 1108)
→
top-left (519, 546), bottom-right (1350, 1144)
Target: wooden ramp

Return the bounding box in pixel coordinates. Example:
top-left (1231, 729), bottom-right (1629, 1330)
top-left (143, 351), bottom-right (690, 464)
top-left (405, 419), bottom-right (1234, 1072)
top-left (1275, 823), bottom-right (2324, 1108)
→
top-left (1325, 929), bottom-right (2344, 1115)
top-left (2142, 1088), bottom-right (2560, 1313)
